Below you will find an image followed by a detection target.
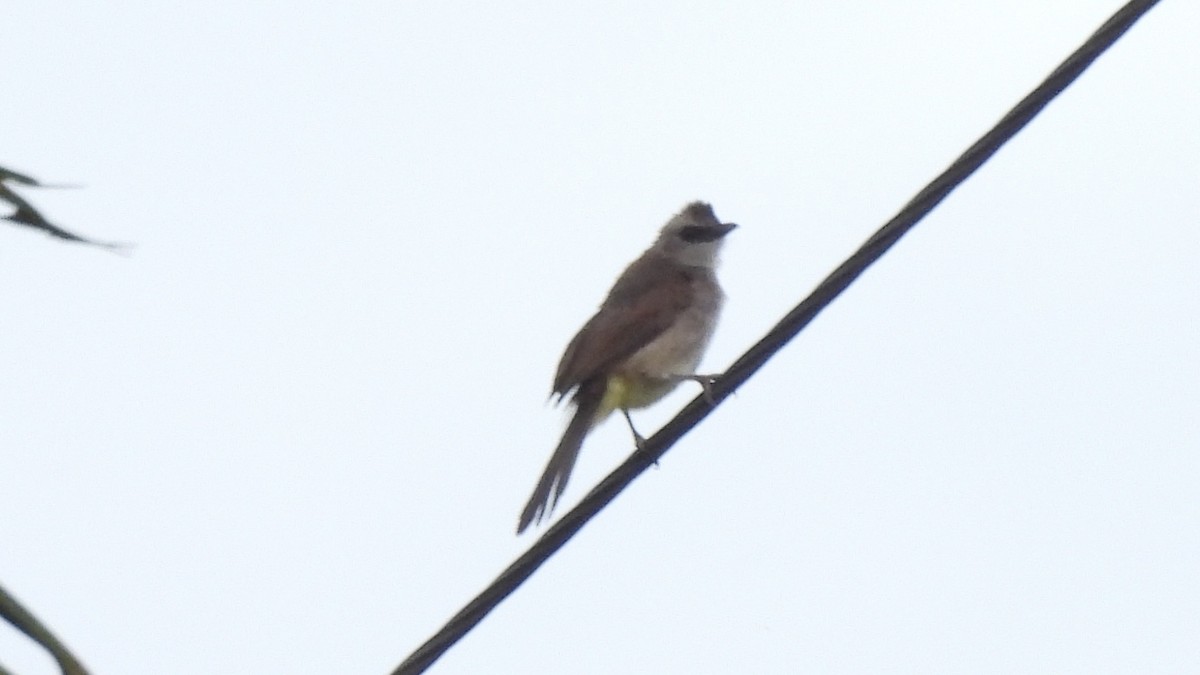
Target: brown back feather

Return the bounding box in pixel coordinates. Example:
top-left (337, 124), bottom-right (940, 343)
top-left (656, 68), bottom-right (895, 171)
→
top-left (552, 252), bottom-right (695, 399)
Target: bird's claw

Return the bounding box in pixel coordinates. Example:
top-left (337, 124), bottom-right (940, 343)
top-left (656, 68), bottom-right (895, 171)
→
top-left (677, 373), bottom-right (720, 405)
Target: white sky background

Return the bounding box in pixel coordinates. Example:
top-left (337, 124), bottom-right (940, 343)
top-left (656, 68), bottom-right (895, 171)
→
top-left (2, 1), bottom-right (1198, 673)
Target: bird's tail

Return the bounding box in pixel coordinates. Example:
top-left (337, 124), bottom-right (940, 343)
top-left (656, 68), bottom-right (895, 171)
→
top-left (517, 378), bottom-right (606, 534)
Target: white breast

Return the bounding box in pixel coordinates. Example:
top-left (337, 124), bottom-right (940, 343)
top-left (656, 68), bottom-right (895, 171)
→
top-left (620, 279), bottom-right (724, 379)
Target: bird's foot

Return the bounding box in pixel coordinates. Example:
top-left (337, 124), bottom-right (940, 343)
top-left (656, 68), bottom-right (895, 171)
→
top-left (633, 431), bottom-right (648, 452)
top-left (673, 373), bottom-right (721, 405)
top-left (622, 408), bottom-right (648, 450)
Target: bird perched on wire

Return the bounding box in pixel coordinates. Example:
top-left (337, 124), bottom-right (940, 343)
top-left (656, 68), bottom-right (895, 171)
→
top-left (517, 201), bottom-right (736, 534)
top-left (1, 165), bottom-right (131, 253)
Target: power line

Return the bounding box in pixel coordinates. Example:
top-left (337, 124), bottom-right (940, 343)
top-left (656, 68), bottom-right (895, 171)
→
top-left (391, 1), bottom-right (1163, 672)
top-left (0, 583), bottom-right (90, 675)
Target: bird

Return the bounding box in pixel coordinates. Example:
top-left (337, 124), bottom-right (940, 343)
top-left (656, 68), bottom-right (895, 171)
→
top-left (517, 201), bottom-right (736, 533)
top-left (1, 165), bottom-right (129, 252)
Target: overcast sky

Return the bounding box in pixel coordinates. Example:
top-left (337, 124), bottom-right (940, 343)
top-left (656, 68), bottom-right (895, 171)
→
top-left (3, 2), bottom-right (1198, 674)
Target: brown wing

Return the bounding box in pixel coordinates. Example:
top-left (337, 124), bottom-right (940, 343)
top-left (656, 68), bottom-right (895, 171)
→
top-left (552, 252), bottom-right (694, 399)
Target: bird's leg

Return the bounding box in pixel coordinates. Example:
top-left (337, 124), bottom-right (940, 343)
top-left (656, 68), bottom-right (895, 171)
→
top-left (621, 409), bottom-right (661, 467)
top-left (621, 408), bottom-right (647, 450)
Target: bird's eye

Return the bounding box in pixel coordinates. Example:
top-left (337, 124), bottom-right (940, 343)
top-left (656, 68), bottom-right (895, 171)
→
top-left (678, 224), bottom-right (712, 243)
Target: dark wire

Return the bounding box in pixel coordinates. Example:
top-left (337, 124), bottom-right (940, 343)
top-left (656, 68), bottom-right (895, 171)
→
top-left (392, 1), bottom-right (1162, 672)
top-left (0, 583), bottom-right (90, 675)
